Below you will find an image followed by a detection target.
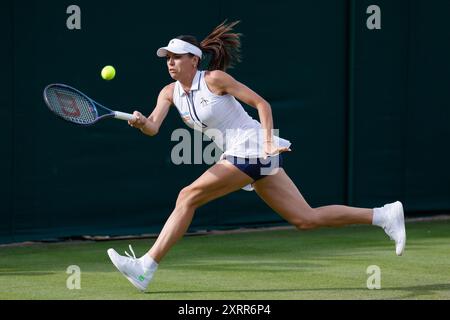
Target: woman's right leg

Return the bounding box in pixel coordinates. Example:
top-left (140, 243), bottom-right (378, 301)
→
top-left (108, 160), bottom-right (254, 291)
top-left (147, 160), bottom-right (254, 262)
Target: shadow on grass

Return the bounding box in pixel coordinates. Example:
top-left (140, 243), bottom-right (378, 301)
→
top-left (145, 283), bottom-right (450, 299)
top-left (0, 272), bottom-right (56, 276)
top-left (166, 262), bottom-right (323, 272)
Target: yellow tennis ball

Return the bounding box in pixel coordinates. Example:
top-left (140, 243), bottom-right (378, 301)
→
top-left (101, 65), bottom-right (116, 80)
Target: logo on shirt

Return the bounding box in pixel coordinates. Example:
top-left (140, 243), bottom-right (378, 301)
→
top-left (200, 97), bottom-right (209, 107)
top-left (180, 112), bottom-right (191, 123)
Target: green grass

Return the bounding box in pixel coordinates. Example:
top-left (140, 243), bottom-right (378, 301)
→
top-left (0, 220), bottom-right (449, 300)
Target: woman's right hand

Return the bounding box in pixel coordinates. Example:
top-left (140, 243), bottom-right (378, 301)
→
top-left (128, 111), bottom-right (147, 130)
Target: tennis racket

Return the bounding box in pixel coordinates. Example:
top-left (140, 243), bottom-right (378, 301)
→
top-left (43, 83), bottom-right (136, 125)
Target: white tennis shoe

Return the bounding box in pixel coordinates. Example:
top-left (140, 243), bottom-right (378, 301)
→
top-left (107, 245), bottom-right (157, 292)
top-left (379, 201), bottom-right (406, 256)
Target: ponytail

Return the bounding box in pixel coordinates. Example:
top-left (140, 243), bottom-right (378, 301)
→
top-left (200, 20), bottom-right (242, 71)
top-left (176, 20), bottom-right (242, 71)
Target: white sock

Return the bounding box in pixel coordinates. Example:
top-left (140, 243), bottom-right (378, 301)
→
top-left (140, 253), bottom-right (159, 271)
top-left (372, 207), bottom-right (385, 227)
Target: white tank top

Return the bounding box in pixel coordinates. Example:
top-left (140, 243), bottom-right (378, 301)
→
top-left (172, 70), bottom-right (291, 159)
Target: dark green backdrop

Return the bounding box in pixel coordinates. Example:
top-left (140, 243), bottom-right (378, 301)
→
top-left (1, 0), bottom-right (449, 243)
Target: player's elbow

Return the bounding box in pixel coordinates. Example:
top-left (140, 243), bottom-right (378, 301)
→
top-left (143, 117), bottom-right (161, 136)
top-left (144, 126), bottom-right (159, 136)
top-left (141, 122), bottom-right (159, 136)
top-left (256, 101), bottom-right (271, 112)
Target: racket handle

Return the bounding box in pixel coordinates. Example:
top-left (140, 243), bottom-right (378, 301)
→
top-left (114, 111), bottom-right (136, 121)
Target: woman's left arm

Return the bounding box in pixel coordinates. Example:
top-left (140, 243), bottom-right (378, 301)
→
top-left (205, 70), bottom-right (291, 156)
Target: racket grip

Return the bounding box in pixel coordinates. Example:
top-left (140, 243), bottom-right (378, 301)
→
top-left (114, 111), bottom-right (136, 121)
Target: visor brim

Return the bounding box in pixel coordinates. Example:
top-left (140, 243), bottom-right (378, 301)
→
top-left (156, 47), bottom-right (189, 57)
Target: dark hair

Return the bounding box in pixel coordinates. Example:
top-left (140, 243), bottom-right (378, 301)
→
top-left (176, 20), bottom-right (242, 71)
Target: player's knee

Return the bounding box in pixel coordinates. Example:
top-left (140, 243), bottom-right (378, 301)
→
top-left (295, 221), bottom-right (315, 230)
top-left (294, 210), bottom-right (320, 230)
top-left (176, 185), bottom-right (202, 210)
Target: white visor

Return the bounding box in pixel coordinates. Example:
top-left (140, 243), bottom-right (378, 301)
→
top-left (156, 38), bottom-right (202, 59)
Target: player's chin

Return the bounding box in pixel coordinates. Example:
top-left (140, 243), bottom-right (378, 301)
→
top-left (168, 71), bottom-right (178, 79)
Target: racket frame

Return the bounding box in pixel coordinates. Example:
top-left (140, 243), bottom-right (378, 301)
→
top-left (43, 83), bottom-right (135, 125)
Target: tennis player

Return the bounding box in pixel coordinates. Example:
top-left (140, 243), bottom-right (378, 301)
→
top-left (107, 21), bottom-right (406, 291)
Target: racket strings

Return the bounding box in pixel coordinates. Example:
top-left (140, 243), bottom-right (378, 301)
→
top-left (45, 87), bottom-right (97, 124)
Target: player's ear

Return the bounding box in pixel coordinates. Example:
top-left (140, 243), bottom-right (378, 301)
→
top-left (193, 56), bottom-right (199, 68)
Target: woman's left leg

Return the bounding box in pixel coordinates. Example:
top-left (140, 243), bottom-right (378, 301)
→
top-left (252, 168), bottom-right (406, 256)
top-left (252, 168), bottom-right (372, 230)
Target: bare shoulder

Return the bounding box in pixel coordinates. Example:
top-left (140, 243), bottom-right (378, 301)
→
top-left (204, 70), bottom-right (236, 95)
top-left (205, 70), bottom-right (234, 83)
top-left (160, 82), bottom-right (175, 102)
top-left (162, 82), bottom-right (175, 95)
